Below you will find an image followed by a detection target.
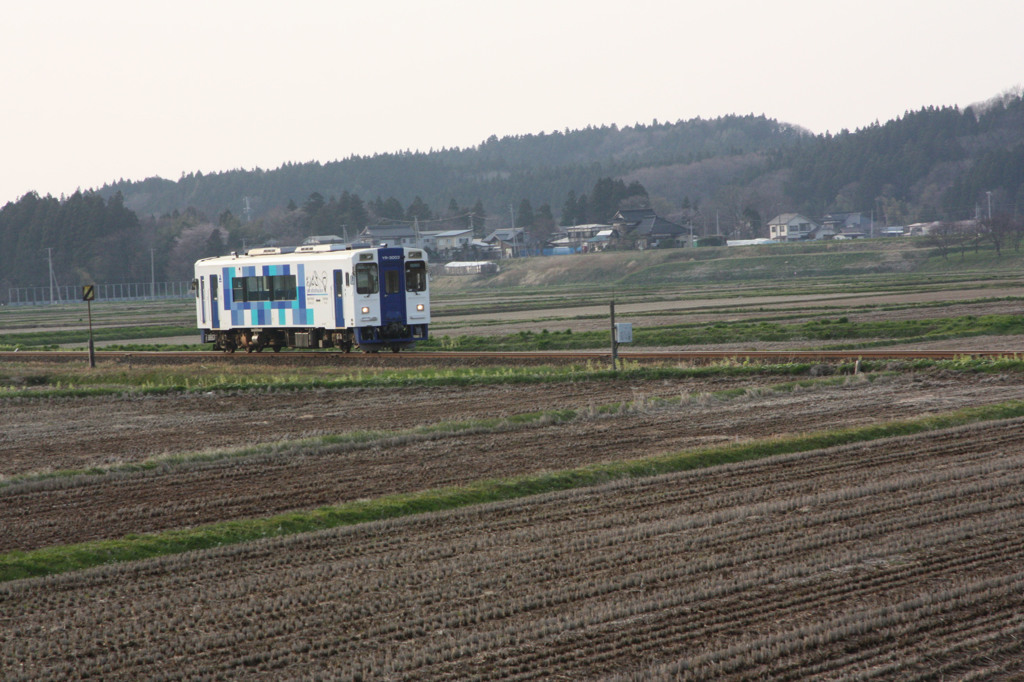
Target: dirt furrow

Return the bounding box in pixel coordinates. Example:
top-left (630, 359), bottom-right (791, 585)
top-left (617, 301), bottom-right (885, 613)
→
top-left (5, 369), bottom-right (1024, 679)
top-left (5, 375), bottom-right (1022, 553)
top-left (0, 377), bottom-right (759, 476)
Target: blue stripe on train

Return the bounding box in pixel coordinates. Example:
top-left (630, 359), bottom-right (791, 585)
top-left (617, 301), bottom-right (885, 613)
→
top-left (223, 262), bottom-right (313, 327)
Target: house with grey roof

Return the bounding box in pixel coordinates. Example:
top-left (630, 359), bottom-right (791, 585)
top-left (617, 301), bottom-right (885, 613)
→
top-left (767, 213), bottom-right (820, 241)
top-left (483, 228), bottom-right (527, 258)
top-left (432, 229), bottom-right (474, 253)
top-left (357, 224), bottom-right (422, 248)
top-left (610, 209), bottom-right (690, 249)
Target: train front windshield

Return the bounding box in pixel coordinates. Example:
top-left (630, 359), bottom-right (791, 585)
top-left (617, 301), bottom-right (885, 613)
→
top-left (355, 263), bottom-right (379, 294)
top-left (405, 261), bottom-right (427, 291)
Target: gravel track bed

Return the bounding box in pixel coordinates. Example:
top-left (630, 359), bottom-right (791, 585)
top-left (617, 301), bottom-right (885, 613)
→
top-left (4, 417), bottom-right (1024, 679)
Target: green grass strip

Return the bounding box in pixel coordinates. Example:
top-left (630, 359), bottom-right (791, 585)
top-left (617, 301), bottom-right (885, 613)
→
top-left (3, 398), bottom-right (1024, 583)
top-left (0, 361), bottom-right (826, 399)
top-left (0, 325), bottom-right (196, 348)
top-left (422, 313), bottom-right (1024, 351)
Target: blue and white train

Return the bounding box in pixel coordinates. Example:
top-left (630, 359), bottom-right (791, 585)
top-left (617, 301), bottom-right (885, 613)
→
top-left (193, 244), bottom-right (429, 352)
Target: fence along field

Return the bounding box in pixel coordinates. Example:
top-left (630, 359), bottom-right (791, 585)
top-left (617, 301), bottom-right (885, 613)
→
top-left (3, 414), bottom-right (1024, 678)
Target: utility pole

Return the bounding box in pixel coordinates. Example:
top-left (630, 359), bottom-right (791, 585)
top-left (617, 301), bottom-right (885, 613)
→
top-left (610, 300), bottom-right (618, 370)
top-left (47, 248), bottom-right (54, 303)
top-left (46, 248), bottom-right (59, 304)
top-left (509, 204), bottom-right (516, 257)
top-left (150, 248), bottom-right (155, 298)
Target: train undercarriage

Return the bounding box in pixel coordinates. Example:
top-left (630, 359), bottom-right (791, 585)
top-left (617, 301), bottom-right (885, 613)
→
top-left (204, 324), bottom-right (428, 354)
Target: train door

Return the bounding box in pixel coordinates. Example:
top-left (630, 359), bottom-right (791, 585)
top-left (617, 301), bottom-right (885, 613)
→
top-left (209, 274), bottom-right (220, 329)
top-left (333, 269), bottom-right (345, 325)
top-left (199, 276), bottom-right (206, 325)
top-left (378, 248), bottom-right (406, 325)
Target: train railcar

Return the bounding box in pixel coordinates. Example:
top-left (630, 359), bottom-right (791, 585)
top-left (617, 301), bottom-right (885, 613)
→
top-left (193, 244), bottom-right (429, 352)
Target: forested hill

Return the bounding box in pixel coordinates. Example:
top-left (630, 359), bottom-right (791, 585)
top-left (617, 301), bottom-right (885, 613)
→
top-left (97, 114), bottom-right (803, 222)
top-left (94, 91), bottom-right (1024, 231)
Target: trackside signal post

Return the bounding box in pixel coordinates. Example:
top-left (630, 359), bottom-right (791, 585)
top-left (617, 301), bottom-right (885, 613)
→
top-left (82, 284), bottom-right (96, 368)
top-left (609, 301), bottom-right (632, 370)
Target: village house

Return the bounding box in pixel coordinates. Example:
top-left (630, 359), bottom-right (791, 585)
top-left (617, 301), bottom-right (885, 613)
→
top-left (610, 209), bottom-right (690, 249)
top-left (431, 229), bottom-right (474, 254)
top-left (767, 213), bottom-right (820, 241)
top-left (483, 228), bottom-right (528, 258)
top-left (357, 224), bottom-right (422, 247)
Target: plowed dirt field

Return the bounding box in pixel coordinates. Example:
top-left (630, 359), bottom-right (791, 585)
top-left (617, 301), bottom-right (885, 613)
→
top-left (3, 368), bottom-right (1024, 679)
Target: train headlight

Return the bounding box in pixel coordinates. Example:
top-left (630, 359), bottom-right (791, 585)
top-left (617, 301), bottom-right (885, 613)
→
top-left (416, 304), bottom-right (424, 311)
top-left (361, 306), bottom-right (370, 314)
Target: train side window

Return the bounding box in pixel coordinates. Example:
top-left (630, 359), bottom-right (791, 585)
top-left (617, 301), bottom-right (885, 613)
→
top-left (273, 275), bottom-right (296, 301)
top-left (384, 270), bottom-right (400, 295)
top-left (355, 263), bottom-right (378, 294)
top-left (245, 276), bottom-right (270, 302)
top-left (405, 261), bottom-right (426, 292)
top-left (232, 275), bottom-right (296, 302)
top-left (211, 274), bottom-right (219, 301)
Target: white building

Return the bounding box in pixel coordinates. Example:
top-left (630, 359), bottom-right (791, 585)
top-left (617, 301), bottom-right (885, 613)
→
top-left (432, 229), bottom-right (474, 252)
top-left (768, 213), bottom-right (820, 241)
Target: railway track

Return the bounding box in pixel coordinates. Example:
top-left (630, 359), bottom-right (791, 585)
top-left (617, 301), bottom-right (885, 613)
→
top-left (0, 348), bottom-right (1020, 365)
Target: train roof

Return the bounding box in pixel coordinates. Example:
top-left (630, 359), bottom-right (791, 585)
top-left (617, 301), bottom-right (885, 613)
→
top-left (195, 244), bottom-right (427, 267)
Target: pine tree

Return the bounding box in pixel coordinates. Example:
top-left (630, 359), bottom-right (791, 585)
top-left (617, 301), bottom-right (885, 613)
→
top-left (516, 199), bottom-right (534, 227)
top-left (405, 196), bottom-right (433, 221)
top-left (561, 190), bottom-right (578, 226)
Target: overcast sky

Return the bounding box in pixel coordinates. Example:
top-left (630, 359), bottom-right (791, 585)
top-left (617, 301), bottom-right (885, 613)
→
top-left (2, 0), bottom-right (1021, 207)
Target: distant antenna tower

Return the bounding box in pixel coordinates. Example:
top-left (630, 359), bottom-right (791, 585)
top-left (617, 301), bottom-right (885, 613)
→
top-left (243, 196), bottom-right (253, 223)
